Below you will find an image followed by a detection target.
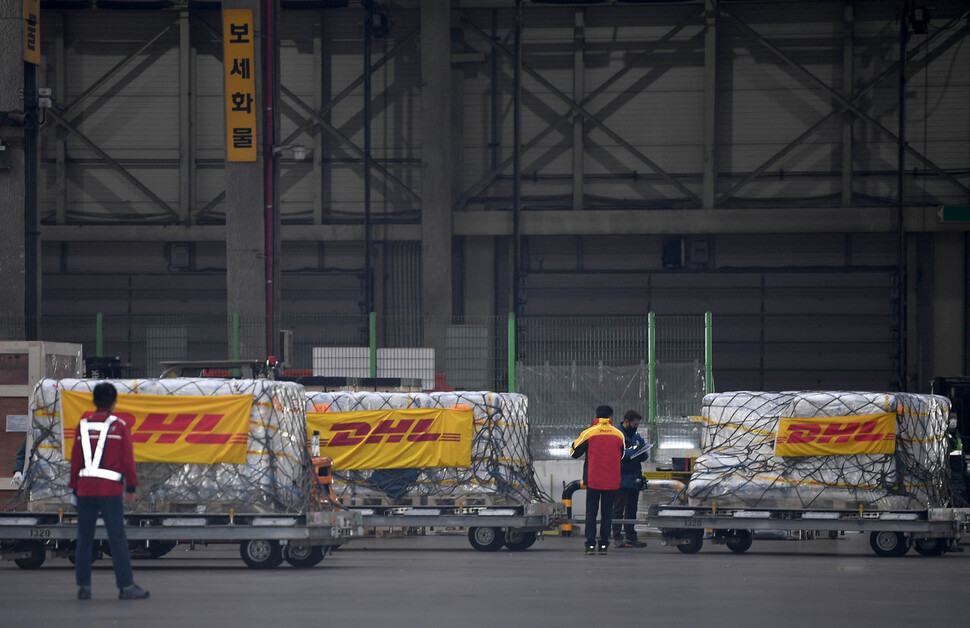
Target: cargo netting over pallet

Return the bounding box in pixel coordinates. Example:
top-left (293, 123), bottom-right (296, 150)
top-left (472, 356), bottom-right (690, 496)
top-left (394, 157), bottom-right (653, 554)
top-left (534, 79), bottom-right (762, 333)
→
top-left (10, 378), bottom-right (317, 514)
top-left (305, 391), bottom-right (547, 505)
top-left (688, 391), bottom-right (952, 510)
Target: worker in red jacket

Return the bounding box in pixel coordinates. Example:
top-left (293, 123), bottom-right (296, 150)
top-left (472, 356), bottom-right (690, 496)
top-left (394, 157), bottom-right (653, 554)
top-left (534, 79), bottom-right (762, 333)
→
top-left (570, 405), bottom-right (624, 555)
top-left (68, 382), bottom-right (149, 600)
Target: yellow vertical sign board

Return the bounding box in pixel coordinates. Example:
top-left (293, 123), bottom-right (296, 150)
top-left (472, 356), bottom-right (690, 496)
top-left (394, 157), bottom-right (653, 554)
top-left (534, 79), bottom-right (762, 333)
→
top-left (23, 0), bottom-right (40, 65)
top-left (223, 10), bottom-right (257, 162)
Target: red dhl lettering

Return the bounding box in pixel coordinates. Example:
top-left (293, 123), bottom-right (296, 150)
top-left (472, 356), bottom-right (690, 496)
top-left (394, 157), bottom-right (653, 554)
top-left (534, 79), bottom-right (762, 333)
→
top-left (316, 418), bottom-right (461, 447)
top-left (777, 421), bottom-right (895, 446)
top-left (79, 411), bottom-right (245, 445)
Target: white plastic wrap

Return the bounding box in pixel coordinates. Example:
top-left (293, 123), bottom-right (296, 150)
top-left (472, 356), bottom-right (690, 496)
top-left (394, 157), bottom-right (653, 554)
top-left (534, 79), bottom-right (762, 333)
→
top-left (305, 390), bottom-right (540, 504)
top-left (18, 378), bottom-right (312, 514)
top-left (688, 391), bottom-right (951, 510)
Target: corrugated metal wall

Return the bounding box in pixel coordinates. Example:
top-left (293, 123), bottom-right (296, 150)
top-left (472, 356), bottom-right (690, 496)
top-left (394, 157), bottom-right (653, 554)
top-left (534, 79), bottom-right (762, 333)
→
top-left (29, 1), bottom-right (970, 390)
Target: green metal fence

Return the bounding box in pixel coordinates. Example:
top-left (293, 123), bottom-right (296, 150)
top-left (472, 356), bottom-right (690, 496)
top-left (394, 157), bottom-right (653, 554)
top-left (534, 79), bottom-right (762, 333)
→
top-left (1, 312), bottom-right (712, 457)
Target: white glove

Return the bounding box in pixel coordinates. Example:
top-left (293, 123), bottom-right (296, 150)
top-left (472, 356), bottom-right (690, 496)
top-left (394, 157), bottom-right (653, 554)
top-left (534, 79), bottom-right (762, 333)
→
top-left (11, 471), bottom-right (23, 485)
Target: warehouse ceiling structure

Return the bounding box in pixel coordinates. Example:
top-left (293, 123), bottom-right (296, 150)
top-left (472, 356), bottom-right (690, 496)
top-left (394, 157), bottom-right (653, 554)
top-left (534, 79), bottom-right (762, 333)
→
top-left (0, 0), bottom-right (968, 392)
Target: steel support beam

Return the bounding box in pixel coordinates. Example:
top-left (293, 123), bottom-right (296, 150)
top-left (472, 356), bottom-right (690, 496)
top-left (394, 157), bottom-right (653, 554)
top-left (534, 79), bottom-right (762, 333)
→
top-left (463, 16), bottom-right (700, 204)
top-left (179, 9), bottom-right (192, 224)
top-left (718, 5), bottom-right (970, 199)
top-left (841, 2), bottom-right (854, 208)
top-left (571, 10), bottom-right (584, 211)
top-left (312, 13), bottom-right (325, 225)
top-left (40, 206), bottom-right (967, 243)
top-left (364, 1), bottom-right (374, 314)
top-left (717, 7), bottom-right (970, 205)
top-left (702, 0), bottom-right (717, 209)
top-left (63, 21), bottom-right (177, 122)
top-left (457, 9), bottom-right (700, 208)
top-left (48, 110), bottom-right (179, 219)
top-left (278, 29), bottom-right (418, 149)
top-left (280, 84), bottom-right (421, 201)
top-left (513, 2), bottom-right (522, 316)
top-left (54, 14), bottom-right (67, 224)
top-left (451, 207), bottom-right (969, 237)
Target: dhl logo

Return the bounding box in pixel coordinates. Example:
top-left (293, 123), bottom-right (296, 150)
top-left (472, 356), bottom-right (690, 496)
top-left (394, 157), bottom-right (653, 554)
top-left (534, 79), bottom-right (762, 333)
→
top-left (775, 420), bottom-right (895, 445)
top-left (60, 391), bottom-right (254, 464)
top-left (316, 418), bottom-right (461, 447)
top-left (65, 411), bottom-right (248, 446)
top-left (774, 412), bottom-right (896, 457)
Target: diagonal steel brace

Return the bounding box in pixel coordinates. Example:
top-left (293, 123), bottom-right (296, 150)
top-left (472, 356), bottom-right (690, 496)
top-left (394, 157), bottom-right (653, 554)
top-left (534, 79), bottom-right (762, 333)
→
top-left (279, 29), bottom-right (419, 148)
top-left (49, 110), bottom-right (179, 219)
top-left (718, 5), bottom-right (970, 202)
top-left (718, 13), bottom-right (970, 204)
top-left (280, 85), bottom-right (421, 201)
top-left (458, 9), bottom-right (702, 207)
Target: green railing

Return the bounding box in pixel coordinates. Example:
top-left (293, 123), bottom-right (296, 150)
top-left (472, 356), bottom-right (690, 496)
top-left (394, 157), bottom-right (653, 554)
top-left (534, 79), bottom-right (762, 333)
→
top-left (1, 312), bottom-right (713, 457)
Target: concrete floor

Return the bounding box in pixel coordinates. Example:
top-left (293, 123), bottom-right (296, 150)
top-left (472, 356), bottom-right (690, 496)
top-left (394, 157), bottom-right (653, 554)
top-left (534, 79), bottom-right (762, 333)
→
top-left (0, 532), bottom-right (965, 627)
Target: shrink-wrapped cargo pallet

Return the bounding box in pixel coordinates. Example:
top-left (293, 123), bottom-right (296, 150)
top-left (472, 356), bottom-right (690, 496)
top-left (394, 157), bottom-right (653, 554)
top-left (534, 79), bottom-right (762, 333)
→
top-left (14, 378), bottom-right (313, 514)
top-left (305, 391), bottom-right (542, 505)
top-left (688, 391), bottom-right (951, 510)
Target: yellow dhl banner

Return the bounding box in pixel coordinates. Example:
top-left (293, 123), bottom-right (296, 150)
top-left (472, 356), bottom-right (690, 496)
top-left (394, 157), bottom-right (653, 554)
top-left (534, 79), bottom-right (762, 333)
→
top-left (61, 391), bottom-right (252, 464)
top-left (223, 9), bottom-right (257, 161)
top-left (306, 408), bottom-right (473, 470)
top-left (774, 413), bottom-right (896, 457)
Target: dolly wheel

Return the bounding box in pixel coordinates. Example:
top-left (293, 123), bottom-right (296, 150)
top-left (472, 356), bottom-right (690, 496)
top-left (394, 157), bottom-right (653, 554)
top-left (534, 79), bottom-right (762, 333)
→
top-left (504, 530), bottom-right (538, 551)
top-left (240, 539), bottom-right (284, 569)
top-left (869, 531), bottom-right (908, 557)
top-left (283, 544), bottom-right (325, 567)
top-left (725, 530), bottom-right (753, 554)
top-left (14, 542), bottom-right (46, 570)
top-left (676, 530), bottom-right (704, 554)
top-left (913, 538), bottom-right (946, 557)
top-left (468, 526), bottom-right (505, 552)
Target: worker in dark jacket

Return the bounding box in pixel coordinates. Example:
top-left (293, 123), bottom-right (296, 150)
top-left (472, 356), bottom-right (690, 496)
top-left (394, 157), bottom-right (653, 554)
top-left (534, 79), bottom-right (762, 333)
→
top-left (571, 405), bottom-right (624, 555)
top-left (612, 410), bottom-right (649, 547)
top-left (68, 382), bottom-right (149, 601)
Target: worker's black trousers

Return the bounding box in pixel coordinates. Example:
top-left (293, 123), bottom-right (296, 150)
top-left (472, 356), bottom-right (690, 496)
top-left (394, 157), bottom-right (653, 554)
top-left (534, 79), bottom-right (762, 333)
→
top-left (611, 486), bottom-right (640, 541)
top-left (585, 488), bottom-right (616, 546)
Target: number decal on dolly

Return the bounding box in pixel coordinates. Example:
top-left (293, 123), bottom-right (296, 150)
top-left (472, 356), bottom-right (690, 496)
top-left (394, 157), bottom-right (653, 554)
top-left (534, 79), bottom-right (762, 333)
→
top-left (683, 519), bottom-right (702, 527)
top-left (30, 528), bottom-right (51, 538)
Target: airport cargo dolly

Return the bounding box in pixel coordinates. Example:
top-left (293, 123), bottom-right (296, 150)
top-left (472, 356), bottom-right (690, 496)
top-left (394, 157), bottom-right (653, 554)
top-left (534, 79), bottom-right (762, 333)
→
top-left (0, 508), bottom-right (363, 570)
top-left (645, 504), bottom-right (970, 557)
top-left (348, 501), bottom-right (566, 552)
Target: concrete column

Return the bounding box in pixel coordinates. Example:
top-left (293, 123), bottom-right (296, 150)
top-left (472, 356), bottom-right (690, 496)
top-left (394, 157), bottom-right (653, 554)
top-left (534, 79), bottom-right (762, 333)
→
top-left (464, 237), bottom-right (495, 318)
top-left (932, 232), bottom-right (966, 378)
top-left (702, 0), bottom-right (718, 209)
top-left (223, 0), bottom-right (266, 358)
top-left (420, 0), bottom-right (454, 368)
top-left (0, 5), bottom-right (26, 334)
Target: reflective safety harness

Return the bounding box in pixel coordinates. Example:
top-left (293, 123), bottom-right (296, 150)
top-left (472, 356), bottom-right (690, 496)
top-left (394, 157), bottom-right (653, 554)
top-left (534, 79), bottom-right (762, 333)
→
top-left (77, 416), bottom-right (124, 483)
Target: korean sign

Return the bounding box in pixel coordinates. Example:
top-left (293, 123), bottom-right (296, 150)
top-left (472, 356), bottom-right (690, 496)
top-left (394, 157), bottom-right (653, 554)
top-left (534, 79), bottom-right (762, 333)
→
top-left (223, 10), bottom-right (257, 162)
